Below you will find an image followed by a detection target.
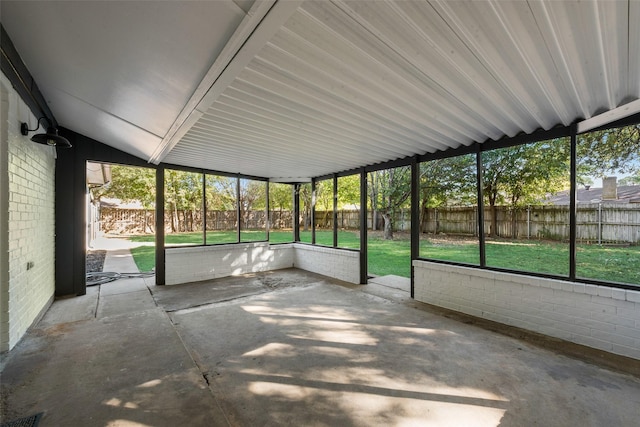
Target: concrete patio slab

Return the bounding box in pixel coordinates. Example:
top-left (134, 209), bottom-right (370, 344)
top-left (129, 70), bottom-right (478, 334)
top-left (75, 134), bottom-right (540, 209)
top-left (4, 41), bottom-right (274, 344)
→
top-left (99, 277), bottom-right (149, 296)
top-left (37, 286), bottom-right (99, 328)
top-left (368, 274), bottom-right (411, 292)
top-left (150, 268), bottom-right (325, 312)
top-left (96, 289), bottom-right (157, 319)
top-left (171, 275), bottom-right (640, 427)
top-left (2, 269), bottom-right (639, 426)
top-left (1, 307), bottom-right (228, 426)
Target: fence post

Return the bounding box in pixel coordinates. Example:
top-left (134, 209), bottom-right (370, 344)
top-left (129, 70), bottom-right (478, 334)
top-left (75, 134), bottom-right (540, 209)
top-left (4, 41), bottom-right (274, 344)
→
top-left (598, 202), bottom-right (602, 245)
top-left (527, 205), bottom-right (530, 239)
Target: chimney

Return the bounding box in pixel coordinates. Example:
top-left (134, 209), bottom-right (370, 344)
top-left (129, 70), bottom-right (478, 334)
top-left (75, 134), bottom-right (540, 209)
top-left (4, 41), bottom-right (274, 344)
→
top-left (602, 176), bottom-right (617, 200)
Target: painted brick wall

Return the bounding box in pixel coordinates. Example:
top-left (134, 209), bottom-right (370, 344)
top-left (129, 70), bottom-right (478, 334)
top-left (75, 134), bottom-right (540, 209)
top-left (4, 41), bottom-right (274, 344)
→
top-left (1, 74), bottom-right (56, 352)
top-left (413, 260), bottom-right (640, 360)
top-left (164, 243), bottom-right (361, 286)
top-left (293, 244), bottom-right (360, 284)
top-left (165, 242), bottom-right (294, 285)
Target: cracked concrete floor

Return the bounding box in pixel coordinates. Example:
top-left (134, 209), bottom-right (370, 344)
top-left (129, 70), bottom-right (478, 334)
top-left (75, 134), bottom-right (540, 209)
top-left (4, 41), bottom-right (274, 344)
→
top-left (2, 268), bottom-right (640, 426)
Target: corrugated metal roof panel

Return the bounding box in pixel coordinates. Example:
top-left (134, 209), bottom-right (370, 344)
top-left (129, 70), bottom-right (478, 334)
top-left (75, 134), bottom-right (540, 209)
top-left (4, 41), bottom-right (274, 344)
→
top-left (159, 0), bottom-right (639, 179)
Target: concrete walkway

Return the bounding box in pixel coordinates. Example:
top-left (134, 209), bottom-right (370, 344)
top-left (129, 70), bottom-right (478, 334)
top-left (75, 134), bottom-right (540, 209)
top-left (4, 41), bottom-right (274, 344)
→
top-left (2, 270), bottom-right (640, 426)
top-left (89, 236), bottom-right (151, 297)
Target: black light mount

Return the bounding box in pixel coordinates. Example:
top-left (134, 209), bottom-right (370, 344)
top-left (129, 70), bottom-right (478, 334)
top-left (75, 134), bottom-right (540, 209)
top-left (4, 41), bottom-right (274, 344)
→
top-left (20, 117), bottom-right (72, 148)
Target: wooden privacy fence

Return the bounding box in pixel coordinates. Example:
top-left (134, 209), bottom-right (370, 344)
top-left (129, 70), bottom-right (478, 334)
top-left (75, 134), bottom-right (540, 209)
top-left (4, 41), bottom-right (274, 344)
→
top-left (312, 210), bottom-right (410, 231)
top-left (101, 207), bottom-right (156, 235)
top-left (100, 207), bottom-right (293, 234)
top-left (422, 203), bottom-right (639, 244)
top-left (101, 204), bottom-right (639, 244)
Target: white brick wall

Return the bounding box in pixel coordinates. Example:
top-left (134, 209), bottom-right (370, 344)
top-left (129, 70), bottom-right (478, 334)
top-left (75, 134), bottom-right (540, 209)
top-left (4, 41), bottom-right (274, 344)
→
top-left (293, 244), bottom-right (360, 284)
top-left (165, 242), bottom-right (294, 285)
top-left (413, 260), bottom-right (640, 360)
top-left (165, 242), bottom-right (361, 285)
top-left (1, 74), bottom-right (56, 352)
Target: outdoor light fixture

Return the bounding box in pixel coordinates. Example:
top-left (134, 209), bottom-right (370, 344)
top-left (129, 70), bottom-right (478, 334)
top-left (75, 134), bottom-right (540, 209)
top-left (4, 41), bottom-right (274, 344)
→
top-left (20, 117), bottom-right (72, 148)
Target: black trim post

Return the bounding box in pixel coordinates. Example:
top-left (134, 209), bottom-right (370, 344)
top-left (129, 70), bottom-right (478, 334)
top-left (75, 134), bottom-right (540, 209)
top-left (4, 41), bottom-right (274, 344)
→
top-left (236, 176), bottom-right (241, 243)
top-left (74, 156), bottom-right (86, 295)
top-left (202, 173), bottom-right (207, 245)
top-left (266, 181), bottom-right (270, 241)
top-left (476, 148), bottom-right (486, 267)
top-left (359, 168), bottom-right (368, 284)
top-left (294, 184), bottom-right (300, 242)
top-left (410, 156), bottom-right (419, 299)
top-left (155, 165), bottom-right (165, 285)
top-left (311, 179), bottom-right (316, 245)
top-left (570, 122), bottom-right (578, 279)
top-left (54, 132), bottom-right (76, 296)
top-left (333, 174), bottom-right (338, 247)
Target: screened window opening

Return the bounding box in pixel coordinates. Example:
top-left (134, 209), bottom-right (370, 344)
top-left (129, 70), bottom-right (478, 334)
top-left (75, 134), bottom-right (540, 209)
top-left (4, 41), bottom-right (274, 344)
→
top-left (240, 178), bottom-right (267, 242)
top-left (419, 154), bottom-right (479, 264)
top-left (576, 124), bottom-right (640, 285)
top-left (482, 138), bottom-right (571, 276)
top-left (337, 175), bottom-right (361, 249)
top-left (164, 169), bottom-right (204, 246)
top-left (313, 179), bottom-right (334, 246)
top-left (268, 182), bottom-right (294, 243)
top-left (205, 174), bottom-right (238, 244)
top-left (298, 183), bottom-right (312, 243)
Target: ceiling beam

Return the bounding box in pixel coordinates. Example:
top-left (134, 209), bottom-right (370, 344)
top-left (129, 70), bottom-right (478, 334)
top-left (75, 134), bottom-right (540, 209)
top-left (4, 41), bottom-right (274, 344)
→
top-left (577, 98), bottom-right (640, 134)
top-left (149, 0), bottom-right (303, 165)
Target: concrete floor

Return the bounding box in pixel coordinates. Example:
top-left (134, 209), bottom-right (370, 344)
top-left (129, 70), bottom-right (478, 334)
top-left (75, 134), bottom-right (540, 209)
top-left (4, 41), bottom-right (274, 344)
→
top-left (2, 266), bottom-right (640, 426)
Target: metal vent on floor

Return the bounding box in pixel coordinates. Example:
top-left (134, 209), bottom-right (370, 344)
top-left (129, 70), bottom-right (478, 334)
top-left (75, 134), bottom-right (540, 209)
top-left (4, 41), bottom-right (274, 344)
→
top-left (1, 413), bottom-right (43, 427)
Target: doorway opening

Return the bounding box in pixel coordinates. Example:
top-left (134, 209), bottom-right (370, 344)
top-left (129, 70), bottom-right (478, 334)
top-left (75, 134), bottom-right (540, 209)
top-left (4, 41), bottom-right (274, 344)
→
top-left (86, 162), bottom-right (156, 286)
top-left (367, 166), bottom-right (412, 280)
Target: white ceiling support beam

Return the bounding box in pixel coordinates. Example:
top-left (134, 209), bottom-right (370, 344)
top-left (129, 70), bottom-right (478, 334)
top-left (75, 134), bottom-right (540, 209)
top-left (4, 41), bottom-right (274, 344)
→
top-left (148, 0), bottom-right (275, 164)
top-left (270, 177), bottom-right (311, 183)
top-left (149, 0), bottom-right (303, 165)
top-left (577, 98), bottom-right (640, 134)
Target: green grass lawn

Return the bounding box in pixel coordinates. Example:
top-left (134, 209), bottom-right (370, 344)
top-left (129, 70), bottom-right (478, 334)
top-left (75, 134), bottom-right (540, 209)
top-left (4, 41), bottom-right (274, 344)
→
top-left (127, 231), bottom-right (639, 285)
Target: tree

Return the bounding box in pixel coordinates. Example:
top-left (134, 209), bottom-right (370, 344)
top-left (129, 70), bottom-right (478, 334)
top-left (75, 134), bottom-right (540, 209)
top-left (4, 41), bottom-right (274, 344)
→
top-left (204, 175), bottom-right (237, 232)
top-left (314, 180), bottom-right (334, 228)
top-left (420, 154), bottom-right (476, 233)
top-left (299, 183), bottom-right (312, 231)
top-left (337, 175), bottom-right (360, 209)
top-left (269, 183), bottom-right (293, 229)
top-left (205, 175), bottom-right (236, 211)
top-left (92, 165), bottom-right (156, 233)
top-left (369, 167), bottom-right (411, 239)
top-left (577, 124), bottom-right (640, 181)
top-left (164, 170), bottom-right (203, 233)
top-left (482, 138), bottom-right (570, 237)
top-left (239, 179), bottom-right (266, 230)
top-left (619, 172), bottom-right (640, 186)
top-left (269, 183), bottom-right (293, 211)
top-left (93, 165), bottom-right (155, 208)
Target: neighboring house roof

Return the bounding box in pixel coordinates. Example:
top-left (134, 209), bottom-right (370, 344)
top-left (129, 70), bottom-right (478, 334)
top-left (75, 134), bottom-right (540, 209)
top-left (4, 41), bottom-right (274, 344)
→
top-left (546, 185), bottom-right (640, 205)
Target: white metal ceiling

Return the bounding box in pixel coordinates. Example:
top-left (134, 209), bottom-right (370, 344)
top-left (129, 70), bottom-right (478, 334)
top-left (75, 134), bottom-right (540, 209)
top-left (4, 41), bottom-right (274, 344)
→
top-left (2, 1), bottom-right (639, 180)
top-left (1, 0), bottom-right (253, 159)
